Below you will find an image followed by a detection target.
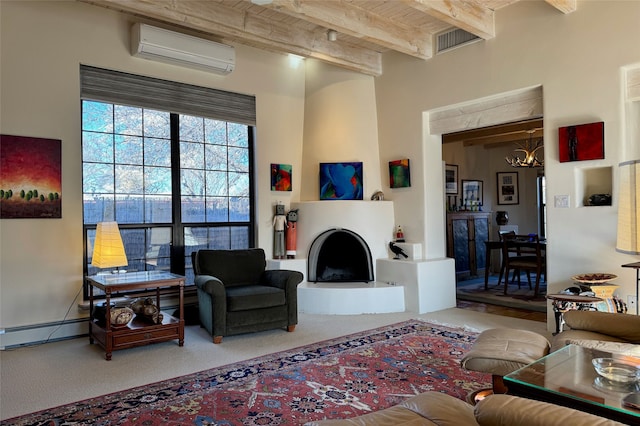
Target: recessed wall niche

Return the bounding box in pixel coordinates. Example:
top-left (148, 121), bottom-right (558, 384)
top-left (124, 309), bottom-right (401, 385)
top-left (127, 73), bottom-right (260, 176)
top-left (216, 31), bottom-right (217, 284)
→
top-left (576, 166), bottom-right (612, 207)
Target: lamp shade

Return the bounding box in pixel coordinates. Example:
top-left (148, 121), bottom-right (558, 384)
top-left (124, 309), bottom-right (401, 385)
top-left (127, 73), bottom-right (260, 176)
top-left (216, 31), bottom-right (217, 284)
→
top-left (616, 159), bottom-right (640, 255)
top-left (91, 222), bottom-right (128, 268)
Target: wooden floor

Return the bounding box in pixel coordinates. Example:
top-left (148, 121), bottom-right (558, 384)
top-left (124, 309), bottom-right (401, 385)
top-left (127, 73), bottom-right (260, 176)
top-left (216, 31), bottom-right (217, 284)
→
top-left (456, 299), bottom-right (547, 322)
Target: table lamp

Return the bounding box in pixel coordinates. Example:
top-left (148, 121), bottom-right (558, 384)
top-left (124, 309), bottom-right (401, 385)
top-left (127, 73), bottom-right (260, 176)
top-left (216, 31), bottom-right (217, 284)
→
top-left (616, 159), bottom-right (639, 314)
top-left (91, 221), bottom-right (128, 273)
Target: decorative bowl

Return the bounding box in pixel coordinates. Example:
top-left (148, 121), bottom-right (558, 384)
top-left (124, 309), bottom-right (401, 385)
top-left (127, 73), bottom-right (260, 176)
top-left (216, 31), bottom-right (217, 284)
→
top-left (592, 358), bottom-right (640, 383)
top-left (593, 376), bottom-right (640, 393)
top-left (571, 273), bottom-right (617, 284)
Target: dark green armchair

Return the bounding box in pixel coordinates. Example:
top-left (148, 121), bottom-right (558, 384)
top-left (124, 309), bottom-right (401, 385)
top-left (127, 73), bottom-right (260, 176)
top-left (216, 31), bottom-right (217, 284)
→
top-left (192, 249), bottom-right (304, 343)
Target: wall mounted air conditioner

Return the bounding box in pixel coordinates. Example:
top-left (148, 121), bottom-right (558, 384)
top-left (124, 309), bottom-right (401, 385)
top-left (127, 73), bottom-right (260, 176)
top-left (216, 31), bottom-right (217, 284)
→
top-left (131, 23), bottom-right (235, 75)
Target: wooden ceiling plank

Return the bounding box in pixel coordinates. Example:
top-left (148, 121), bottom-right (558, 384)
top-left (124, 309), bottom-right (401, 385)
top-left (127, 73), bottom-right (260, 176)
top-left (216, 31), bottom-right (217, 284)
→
top-left (461, 129), bottom-right (544, 147)
top-left (266, 0), bottom-right (433, 59)
top-left (545, 0), bottom-right (577, 14)
top-left (443, 119), bottom-right (543, 145)
top-left (402, 0), bottom-right (495, 40)
top-left (79, 0), bottom-right (382, 75)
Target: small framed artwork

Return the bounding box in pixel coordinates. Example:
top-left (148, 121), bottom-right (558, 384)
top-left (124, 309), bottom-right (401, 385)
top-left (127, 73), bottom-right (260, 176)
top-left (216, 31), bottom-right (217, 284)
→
top-left (389, 159), bottom-right (411, 188)
top-left (497, 171), bottom-right (519, 205)
top-left (462, 179), bottom-right (483, 207)
top-left (271, 163), bottom-right (292, 191)
top-left (445, 164), bottom-right (458, 194)
top-left (319, 162), bottom-right (363, 200)
top-left (0, 134), bottom-right (62, 219)
top-left (558, 121), bottom-right (604, 162)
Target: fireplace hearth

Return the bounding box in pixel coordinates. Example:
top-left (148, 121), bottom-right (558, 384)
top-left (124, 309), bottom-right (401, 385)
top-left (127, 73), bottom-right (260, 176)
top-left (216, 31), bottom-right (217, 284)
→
top-left (287, 201), bottom-right (405, 314)
top-left (307, 228), bottom-right (374, 282)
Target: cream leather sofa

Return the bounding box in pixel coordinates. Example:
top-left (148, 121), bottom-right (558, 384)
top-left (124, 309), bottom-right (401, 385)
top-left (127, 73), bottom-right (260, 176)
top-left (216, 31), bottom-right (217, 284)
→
top-left (308, 310), bottom-right (640, 426)
top-left (550, 310), bottom-right (640, 354)
top-left (305, 391), bottom-right (625, 426)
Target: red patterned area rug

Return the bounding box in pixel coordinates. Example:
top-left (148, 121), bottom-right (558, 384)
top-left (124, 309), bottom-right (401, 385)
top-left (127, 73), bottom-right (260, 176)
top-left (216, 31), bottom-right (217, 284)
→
top-left (5, 320), bottom-right (489, 425)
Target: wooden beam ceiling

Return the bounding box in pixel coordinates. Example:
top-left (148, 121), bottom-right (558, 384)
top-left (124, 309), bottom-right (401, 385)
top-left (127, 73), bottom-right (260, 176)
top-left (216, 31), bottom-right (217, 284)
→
top-left (402, 0), bottom-right (496, 40)
top-left (545, 0), bottom-right (577, 14)
top-left (265, 0), bottom-right (433, 59)
top-left (442, 118), bottom-right (544, 148)
top-left (81, 0), bottom-right (383, 75)
top-left (79, 0), bottom-right (578, 76)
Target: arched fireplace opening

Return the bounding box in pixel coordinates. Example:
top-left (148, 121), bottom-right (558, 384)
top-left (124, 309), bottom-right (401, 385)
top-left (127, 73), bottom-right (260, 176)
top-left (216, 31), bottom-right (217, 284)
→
top-left (307, 228), bottom-right (374, 282)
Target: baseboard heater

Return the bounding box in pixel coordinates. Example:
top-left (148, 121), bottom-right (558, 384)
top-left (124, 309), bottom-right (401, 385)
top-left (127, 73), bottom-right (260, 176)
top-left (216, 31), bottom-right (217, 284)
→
top-left (0, 318), bottom-right (89, 350)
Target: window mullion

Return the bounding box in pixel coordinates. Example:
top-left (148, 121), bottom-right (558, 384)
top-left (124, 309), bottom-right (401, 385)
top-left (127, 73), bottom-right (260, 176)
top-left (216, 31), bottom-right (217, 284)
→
top-left (170, 113), bottom-right (185, 275)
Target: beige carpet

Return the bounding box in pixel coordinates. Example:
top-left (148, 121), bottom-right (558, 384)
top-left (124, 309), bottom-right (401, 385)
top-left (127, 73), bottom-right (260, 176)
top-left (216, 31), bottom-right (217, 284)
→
top-left (0, 308), bottom-right (551, 421)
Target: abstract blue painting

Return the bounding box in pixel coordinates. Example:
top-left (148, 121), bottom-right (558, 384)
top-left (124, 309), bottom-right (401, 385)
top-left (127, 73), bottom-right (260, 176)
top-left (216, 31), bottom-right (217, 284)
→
top-left (319, 162), bottom-right (363, 200)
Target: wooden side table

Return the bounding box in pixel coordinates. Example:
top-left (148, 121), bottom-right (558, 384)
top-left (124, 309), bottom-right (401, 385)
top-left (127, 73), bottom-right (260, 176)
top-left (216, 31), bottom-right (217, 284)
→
top-left (87, 271), bottom-right (185, 360)
top-left (546, 293), bottom-right (602, 335)
top-left (621, 261), bottom-right (640, 314)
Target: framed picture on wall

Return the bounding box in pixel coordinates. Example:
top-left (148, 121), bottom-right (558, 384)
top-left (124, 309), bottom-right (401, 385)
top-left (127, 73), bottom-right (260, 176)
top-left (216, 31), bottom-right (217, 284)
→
top-left (461, 179), bottom-right (483, 208)
top-left (319, 162), bottom-right (363, 200)
top-left (271, 163), bottom-right (292, 191)
top-left (389, 159), bottom-right (411, 188)
top-left (445, 164), bottom-right (458, 194)
top-left (497, 171), bottom-right (519, 205)
top-left (0, 134), bottom-right (62, 219)
top-left (558, 121), bottom-right (604, 162)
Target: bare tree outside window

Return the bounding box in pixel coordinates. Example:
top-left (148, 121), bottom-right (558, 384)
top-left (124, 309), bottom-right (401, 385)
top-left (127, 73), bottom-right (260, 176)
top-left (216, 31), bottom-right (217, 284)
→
top-left (82, 100), bottom-right (253, 292)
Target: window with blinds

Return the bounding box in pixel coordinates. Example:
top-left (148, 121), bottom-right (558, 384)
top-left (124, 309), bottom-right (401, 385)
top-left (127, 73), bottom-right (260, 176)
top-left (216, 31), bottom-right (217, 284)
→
top-left (80, 65), bottom-right (256, 296)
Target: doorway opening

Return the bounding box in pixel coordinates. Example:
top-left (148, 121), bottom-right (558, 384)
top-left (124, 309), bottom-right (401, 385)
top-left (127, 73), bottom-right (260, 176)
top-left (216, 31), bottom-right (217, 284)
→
top-left (442, 124), bottom-right (546, 313)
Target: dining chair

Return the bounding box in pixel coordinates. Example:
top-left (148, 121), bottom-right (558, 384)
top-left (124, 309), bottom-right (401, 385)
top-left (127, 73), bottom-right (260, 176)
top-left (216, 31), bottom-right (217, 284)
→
top-left (501, 234), bottom-right (545, 296)
top-left (497, 231), bottom-right (519, 288)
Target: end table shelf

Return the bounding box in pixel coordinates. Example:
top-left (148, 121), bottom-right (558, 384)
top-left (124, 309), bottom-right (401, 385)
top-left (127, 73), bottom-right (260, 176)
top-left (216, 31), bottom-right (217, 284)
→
top-left (621, 261), bottom-right (640, 315)
top-left (87, 271), bottom-right (185, 360)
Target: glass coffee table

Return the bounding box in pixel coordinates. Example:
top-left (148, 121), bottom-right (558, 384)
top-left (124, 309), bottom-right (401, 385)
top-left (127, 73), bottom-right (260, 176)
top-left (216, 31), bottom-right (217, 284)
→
top-left (504, 344), bottom-right (640, 424)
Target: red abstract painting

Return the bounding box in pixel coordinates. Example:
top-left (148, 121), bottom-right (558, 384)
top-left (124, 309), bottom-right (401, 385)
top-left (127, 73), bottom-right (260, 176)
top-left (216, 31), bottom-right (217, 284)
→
top-left (558, 121), bottom-right (604, 163)
top-left (270, 163), bottom-right (292, 191)
top-left (0, 135), bottom-right (62, 218)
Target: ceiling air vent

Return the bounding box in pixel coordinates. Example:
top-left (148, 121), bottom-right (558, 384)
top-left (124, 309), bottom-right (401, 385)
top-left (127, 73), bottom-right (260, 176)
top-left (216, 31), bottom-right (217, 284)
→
top-left (437, 28), bottom-right (481, 54)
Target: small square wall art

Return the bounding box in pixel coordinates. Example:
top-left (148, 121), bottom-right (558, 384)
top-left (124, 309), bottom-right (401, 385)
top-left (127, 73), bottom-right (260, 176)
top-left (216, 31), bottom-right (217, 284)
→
top-left (271, 163), bottom-right (292, 191)
top-left (389, 159), bottom-right (411, 188)
top-left (319, 162), bottom-right (363, 200)
top-left (558, 121), bottom-right (604, 162)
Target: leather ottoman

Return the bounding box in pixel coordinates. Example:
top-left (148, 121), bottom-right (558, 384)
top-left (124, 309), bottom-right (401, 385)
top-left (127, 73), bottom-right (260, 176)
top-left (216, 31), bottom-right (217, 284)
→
top-left (461, 328), bottom-right (550, 398)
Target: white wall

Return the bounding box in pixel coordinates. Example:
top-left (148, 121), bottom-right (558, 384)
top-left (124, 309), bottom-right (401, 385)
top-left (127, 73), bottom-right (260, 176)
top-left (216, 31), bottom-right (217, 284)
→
top-left (2, 0), bottom-right (639, 343)
top-left (0, 1), bottom-right (305, 336)
top-left (376, 0), bottom-right (640, 327)
top-left (301, 60), bottom-right (382, 202)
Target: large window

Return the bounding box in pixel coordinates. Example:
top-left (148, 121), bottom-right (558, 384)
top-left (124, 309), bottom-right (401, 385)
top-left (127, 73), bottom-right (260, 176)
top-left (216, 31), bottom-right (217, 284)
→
top-left (80, 67), bottom-right (256, 296)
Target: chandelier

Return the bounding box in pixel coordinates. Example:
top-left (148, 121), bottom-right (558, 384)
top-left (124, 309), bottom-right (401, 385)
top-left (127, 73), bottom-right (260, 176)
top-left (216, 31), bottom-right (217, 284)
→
top-left (505, 130), bottom-right (544, 168)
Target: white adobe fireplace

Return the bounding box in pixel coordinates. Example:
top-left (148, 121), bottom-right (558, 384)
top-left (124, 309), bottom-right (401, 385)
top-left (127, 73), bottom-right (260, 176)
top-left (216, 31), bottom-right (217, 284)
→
top-left (267, 200), bottom-right (456, 315)
top-left (284, 201), bottom-right (405, 314)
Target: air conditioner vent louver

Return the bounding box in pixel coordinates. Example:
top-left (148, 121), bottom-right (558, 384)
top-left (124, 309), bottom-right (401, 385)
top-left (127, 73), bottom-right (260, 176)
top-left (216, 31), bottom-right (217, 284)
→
top-left (437, 28), bottom-right (481, 53)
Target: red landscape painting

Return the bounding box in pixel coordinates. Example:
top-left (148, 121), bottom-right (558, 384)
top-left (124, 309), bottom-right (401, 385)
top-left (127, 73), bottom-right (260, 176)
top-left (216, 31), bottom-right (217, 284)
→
top-left (0, 135), bottom-right (62, 218)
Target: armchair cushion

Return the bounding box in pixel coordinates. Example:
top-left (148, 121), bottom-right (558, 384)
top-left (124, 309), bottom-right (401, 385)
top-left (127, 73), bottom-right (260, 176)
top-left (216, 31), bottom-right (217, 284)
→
top-left (226, 285), bottom-right (286, 311)
top-left (193, 249), bottom-right (265, 287)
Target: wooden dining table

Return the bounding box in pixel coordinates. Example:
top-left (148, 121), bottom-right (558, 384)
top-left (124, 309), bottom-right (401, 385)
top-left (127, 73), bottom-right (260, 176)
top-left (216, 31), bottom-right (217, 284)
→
top-left (484, 238), bottom-right (547, 291)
